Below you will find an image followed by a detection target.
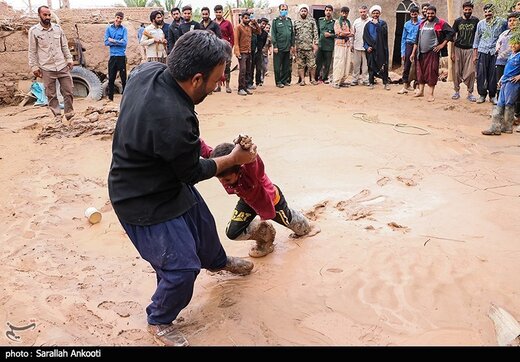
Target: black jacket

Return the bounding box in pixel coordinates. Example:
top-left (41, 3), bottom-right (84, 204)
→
top-left (108, 62), bottom-right (216, 225)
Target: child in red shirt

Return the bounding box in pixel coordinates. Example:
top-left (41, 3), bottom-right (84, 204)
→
top-left (210, 142), bottom-right (319, 257)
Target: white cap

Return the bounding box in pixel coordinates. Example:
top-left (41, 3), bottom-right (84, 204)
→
top-left (369, 5), bottom-right (382, 14)
top-left (298, 4), bottom-right (309, 11)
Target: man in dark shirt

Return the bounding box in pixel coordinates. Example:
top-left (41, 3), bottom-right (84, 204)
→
top-left (451, 1), bottom-right (479, 101)
top-left (200, 7), bottom-right (222, 37)
top-left (253, 18), bottom-right (269, 86)
top-left (108, 30), bottom-right (257, 347)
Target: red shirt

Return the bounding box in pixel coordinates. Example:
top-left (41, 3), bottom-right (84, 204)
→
top-left (216, 18), bottom-right (234, 47)
top-left (221, 155), bottom-right (277, 220)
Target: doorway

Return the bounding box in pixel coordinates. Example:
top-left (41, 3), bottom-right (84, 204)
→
top-left (392, 0), bottom-right (418, 69)
top-left (311, 5), bottom-right (326, 24)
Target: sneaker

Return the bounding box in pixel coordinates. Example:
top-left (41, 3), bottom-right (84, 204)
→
top-left (276, 83), bottom-right (284, 88)
top-left (226, 86), bottom-right (232, 93)
top-left (257, 82), bottom-right (263, 86)
top-left (147, 324), bottom-right (189, 347)
top-left (467, 94), bottom-right (476, 102)
top-left (397, 87), bottom-right (408, 94)
top-left (247, 84), bottom-right (256, 90)
top-left (323, 80), bottom-right (330, 84)
top-left (332, 84), bottom-right (340, 89)
top-left (451, 92), bottom-right (460, 100)
top-left (245, 89), bottom-right (253, 95)
top-left (489, 96), bottom-right (497, 105)
top-left (350, 81), bottom-right (358, 86)
top-left (384, 84), bottom-right (391, 91)
top-left (476, 96), bottom-right (486, 104)
top-left (339, 82), bottom-right (350, 88)
top-left (310, 80), bottom-right (318, 85)
top-left (237, 89), bottom-right (247, 96)
top-left (284, 82), bottom-right (291, 86)
top-left (64, 111), bottom-right (75, 120)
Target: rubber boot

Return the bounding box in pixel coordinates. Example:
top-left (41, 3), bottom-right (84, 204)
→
top-left (502, 105), bottom-right (515, 134)
top-left (288, 208), bottom-right (311, 237)
top-left (482, 105), bottom-right (504, 135)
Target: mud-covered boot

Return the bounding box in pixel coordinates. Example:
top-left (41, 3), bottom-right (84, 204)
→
top-left (288, 208), bottom-right (311, 237)
top-left (501, 105), bottom-right (515, 134)
top-left (247, 220), bottom-right (276, 258)
top-left (222, 256), bottom-right (254, 275)
top-left (482, 106), bottom-right (504, 135)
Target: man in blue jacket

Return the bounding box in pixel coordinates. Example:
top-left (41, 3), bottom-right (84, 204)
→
top-left (104, 11), bottom-right (127, 101)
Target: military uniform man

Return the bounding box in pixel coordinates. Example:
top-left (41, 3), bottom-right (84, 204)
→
top-left (315, 5), bottom-right (335, 83)
top-left (271, 3), bottom-right (295, 88)
top-left (293, 4), bottom-right (318, 85)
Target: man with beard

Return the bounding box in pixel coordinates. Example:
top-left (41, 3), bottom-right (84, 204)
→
top-left (167, 8), bottom-right (183, 53)
top-left (363, 5), bottom-right (390, 90)
top-left (473, 4), bottom-right (507, 104)
top-left (315, 5), bottom-right (335, 84)
top-left (293, 4), bottom-right (318, 86)
top-left (331, 6), bottom-right (352, 89)
top-left (252, 18), bottom-right (269, 87)
top-left (351, 5), bottom-right (370, 86)
top-left (104, 11), bottom-right (127, 102)
top-left (200, 7), bottom-right (221, 38)
top-left (214, 4), bottom-right (234, 93)
top-left (410, 5), bottom-right (454, 102)
top-left (140, 10), bottom-right (168, 63)
top-left (28, 5), bottom-right (74, 122)
top-left (234, 12), bottom-right (261, 95)
top-left (108, 31), bottom-right (257, 347)
top-left (451, 2), bottom-right (479, 102)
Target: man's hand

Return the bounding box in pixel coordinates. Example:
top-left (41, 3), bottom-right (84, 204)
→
top-left (433, 44), bottom-right (444, 53)
top-left (401, 55), bottom-right (405, 62)
top-left (33, 68), bottom-right (42, 78)
top-left (512, 75), bottom-right (520, 83)
top-left (233, 134), bottom-right (252, 150)
top-left (108, 37), bottom-right (115, 43)
top-left (451, 53), bottom-right (455, 62)
top-left (324, 31), bottom-right (331, 38)
top-left (273, 47), bottom-right (279, 54)
top-left (290, 46), bottom-right (295, 56)
top-left (231, 143), bottom-right (257, 165)
top-left (410, 52), bottom-right (415, 62)
top-left (312, 44), bottom-right (318, 53)
top-left (367, 46), bottom-right (373, 53)
top-left (473, 55), bottom-right (478, 64)
top-left (67, 61), bottom-right (73, 70)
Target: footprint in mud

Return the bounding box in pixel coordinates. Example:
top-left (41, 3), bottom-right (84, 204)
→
top-left (98, 300), bottom-right (141, 318)
top-left (396, 176), bottom-right (418, 187)
top-left (377, 177), bottom-right (391, 186)
top-left (326, 268), bottom-right (343, 273)
top-left (304, 201), bottom-right (329, 221)
top-left (387, 221), bottom-right (410, 233)
top-left (335, 190), bottom-right (390, 221)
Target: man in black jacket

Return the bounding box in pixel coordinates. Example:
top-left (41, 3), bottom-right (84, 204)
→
top-left (108, 30), bottom-right (257, 347)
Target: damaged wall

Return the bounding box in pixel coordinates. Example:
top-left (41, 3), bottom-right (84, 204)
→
top-left (0, 6), bottom-right (160, 106)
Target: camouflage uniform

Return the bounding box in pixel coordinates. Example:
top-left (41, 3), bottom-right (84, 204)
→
top-left (293, 17), bottom-right (318, 70)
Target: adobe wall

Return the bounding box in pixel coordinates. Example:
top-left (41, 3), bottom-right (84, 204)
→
top-left (0, 7), bottom-right (161, 106)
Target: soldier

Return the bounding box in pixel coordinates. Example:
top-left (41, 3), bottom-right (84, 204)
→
top-left (293, 4), bottom-right (318, 85)
top-left (28, 5), bottom-right (74, 122)
top-left (271, 3), bottom-right (295, 88)
top-left (315, 5), bottom-right (335, 84)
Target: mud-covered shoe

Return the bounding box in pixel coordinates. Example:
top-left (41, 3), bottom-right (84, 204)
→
top-left (249, 239), bottom-right (275, 258)
top-left (64, 111), bottom-right (75, 120)
top-left (222, 256), bottom-right (254, 275)
top-left (147, 324), bottom-right (189, 347)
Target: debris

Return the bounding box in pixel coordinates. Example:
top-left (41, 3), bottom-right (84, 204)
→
top-left (488, 304), bottom-right (520, 346)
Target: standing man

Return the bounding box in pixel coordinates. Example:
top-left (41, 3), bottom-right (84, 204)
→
top-left (108, 31), bottom-right (256, 347)
top-left (253, 18), bottom-right (269, 87)
top-left (104, 11), bottom-right (127, 102)
top-left (473, 4), bottom-right (507, 104)
top-left (331, 6), bottom-right (352, 89)
top-left (363, 5), bottom-right (390, 90)
top-left (214, 4), bottom-right (234, 93)
top-left (411, 5), bottom-right (455, 102)
top-left (315, 5), bottom-right (335, 84)
top-left (293, 4), bottom-right (318, 86)
top-left (234, 12), bottom-right (261, 96)
top-left (351, 5), bottom-right (370, 86)
top-left (398, 5), bottom-right (420, 94)
top-left (177, 6), bottom-right (202, 36)
top-left (28, 5), bottom-right (74, 122)
top-left (167, 8), bottom-right (183, 53)
top-left (170, 7), bottom-right (182, 27)
top-left (451, 1), bottom-right (479, 102)
top-left (271, 3), bottom-right (294, 88)
top-left (140, 10), bottom-right (168, 63)
top-left (421, 3), bottom-right (430, 18)
top-left (200, 7), bottom-right (222, 38)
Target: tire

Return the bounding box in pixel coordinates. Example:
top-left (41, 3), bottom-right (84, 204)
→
top-left (70, 67), bottom-right (103, 101)
top-left (102, 79), bottom-right (123, 97)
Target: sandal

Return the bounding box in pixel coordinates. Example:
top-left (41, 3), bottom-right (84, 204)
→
top-left (451, 92), bottom-right (460, 100)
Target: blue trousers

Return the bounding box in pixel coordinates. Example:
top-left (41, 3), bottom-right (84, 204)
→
top-left (497, 81), bottom-right (520, 107)
top-left (120, 186), bottom-right (227, 325)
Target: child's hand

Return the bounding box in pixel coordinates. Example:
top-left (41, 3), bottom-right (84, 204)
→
top-left (233, 134), bottom-right (253, 150)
